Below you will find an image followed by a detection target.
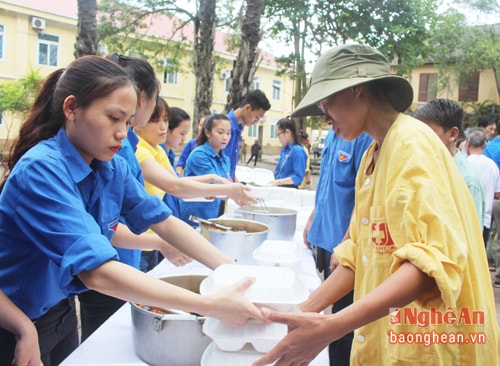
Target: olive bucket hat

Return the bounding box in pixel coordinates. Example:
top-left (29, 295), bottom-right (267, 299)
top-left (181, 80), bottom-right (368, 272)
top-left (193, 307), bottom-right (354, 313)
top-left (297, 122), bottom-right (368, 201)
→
top-left (292, 44), bottom-right (414, 117)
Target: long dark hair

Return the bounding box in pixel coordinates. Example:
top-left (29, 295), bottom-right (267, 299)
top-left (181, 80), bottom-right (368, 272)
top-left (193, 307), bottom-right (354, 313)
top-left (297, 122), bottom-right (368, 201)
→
top-left (1, 55), bottom-right (135, 191)
top-left (197, 114), bottom-right (230, 146)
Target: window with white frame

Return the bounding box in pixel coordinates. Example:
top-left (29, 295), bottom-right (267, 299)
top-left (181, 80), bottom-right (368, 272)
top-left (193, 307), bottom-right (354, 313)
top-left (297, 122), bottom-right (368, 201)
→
top-left (163, 58), bottom-right (178, 85)
top-left (38, 33), bottom-right (59, 67)
top-left (98, 43), bottom-right (107, 56)
top-left (223, 70), bottom-right (231, 92)
top-left (0, 25), bottom-right (4, 59)
top-left (253, 75), bottom-right (260, 90)
top-left (0, 111), bottom-right (5, 126)
top-left (270, 119), bottom-right (278, 138)
top-left (247, 124), bottom-right (257, 138)
top-left (272, 80), bottom-right (281, 100)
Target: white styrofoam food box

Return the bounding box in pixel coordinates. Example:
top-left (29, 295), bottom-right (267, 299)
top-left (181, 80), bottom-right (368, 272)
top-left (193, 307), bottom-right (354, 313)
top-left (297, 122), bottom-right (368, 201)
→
top-left (203, 317), bottom-right (287, 353)
top-left (253, 239), bottom-right (301, 266)
top-left (199, 264), bottom-right (308, 312)
top-left (201, 342), bottom-right (263, 365)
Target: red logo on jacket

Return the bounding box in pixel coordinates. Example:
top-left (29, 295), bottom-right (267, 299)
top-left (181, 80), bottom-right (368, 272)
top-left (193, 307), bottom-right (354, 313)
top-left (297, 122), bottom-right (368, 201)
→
top-left (371, 222), bottom-right (395, 252)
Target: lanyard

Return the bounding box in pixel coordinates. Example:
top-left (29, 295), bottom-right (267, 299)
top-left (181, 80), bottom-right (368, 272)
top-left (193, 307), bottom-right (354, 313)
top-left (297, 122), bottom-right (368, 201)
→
top-left (277, 145), bottom-right (298, 179)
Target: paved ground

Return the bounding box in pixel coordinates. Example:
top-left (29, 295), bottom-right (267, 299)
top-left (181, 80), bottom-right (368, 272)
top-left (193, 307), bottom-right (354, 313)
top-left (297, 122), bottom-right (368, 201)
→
top-left (248, 154), bottom-right (500, 326)
top-left (491, 271), bottom-right (500, 326)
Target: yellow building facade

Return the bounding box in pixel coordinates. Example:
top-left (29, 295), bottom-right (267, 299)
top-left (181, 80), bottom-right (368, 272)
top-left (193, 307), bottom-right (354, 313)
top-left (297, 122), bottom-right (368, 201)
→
top-left (0, 0), bottom-right (295, 154)
top-left (0, 0), bottom-right (78, 144)
top-left (3, 1), bottom-right (496, 153)
top-left (409, 63), bottom-right (500, 113)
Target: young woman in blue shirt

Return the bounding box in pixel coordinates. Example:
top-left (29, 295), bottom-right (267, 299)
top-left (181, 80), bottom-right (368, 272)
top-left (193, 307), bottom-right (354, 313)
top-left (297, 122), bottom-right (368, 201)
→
top-left (269, 117), bottom-right (308, 188)
top-left (0, 55), bottom-right (262, 366)
top-left (181, 114), bottom-right (232, 223)
top-left (77, 54), bottom-right (257, 341)
top-left (176, 114), bottom-right (207, 176)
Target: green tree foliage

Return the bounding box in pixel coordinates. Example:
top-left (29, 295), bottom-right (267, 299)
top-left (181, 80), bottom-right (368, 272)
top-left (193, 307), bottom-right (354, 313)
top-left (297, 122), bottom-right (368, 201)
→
top-left (314, 0), bottom-right (439, 76)
top-left (97, 0), bottom-right (189, 65)
top-left (0, 69), bottom-right (43, 153)
top-left (0, 69), bottom-right (42, 116)
top-left (263, 0), bottom-right (439, 130)
top-left (453, 0), bottom-right (499, 13)
top-left (97, 0), bottom-right (216, 133)
top-left (262, 0), bottom-right (313, 129)
top-left (429, 9), bottom-right (500, 97)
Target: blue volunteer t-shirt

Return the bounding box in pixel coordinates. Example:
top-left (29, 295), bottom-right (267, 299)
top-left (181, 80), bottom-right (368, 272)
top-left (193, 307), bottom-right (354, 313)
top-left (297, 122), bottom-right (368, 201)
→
top-left (180, 142), bottom-right (231, 223)
top-left (0, 128), bottom-right (171, 319)
top-left (307, 130), bottom-right (373, 252)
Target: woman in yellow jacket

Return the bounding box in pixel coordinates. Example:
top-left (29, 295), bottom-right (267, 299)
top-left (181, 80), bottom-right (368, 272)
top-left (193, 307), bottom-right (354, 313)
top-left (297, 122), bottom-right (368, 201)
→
top-left (254, 44), bottom-right (499, 366)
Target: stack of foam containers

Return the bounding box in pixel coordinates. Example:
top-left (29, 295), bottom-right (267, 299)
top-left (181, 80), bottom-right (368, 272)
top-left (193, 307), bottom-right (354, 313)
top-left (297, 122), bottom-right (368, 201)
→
top-left (199, 264), bottom-right (308, 364)
top-left (252, 239), bottom-right (302, 274)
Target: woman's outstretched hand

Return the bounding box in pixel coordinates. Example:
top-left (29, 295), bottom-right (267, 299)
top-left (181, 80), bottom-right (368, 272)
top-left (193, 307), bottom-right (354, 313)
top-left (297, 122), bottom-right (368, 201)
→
top-left (252, 308), bottom-right (333, 366)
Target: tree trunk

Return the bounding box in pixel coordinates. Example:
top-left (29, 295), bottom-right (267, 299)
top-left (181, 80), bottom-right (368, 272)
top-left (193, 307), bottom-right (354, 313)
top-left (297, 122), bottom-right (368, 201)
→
top-left (293, 19), bottom-right (307, 131)
top-left (74, 0), bottom-right (99, 58)
top-left (225, 0), bottom-right (264, 112)
top-left (193, 0), bottom-right (216, 135)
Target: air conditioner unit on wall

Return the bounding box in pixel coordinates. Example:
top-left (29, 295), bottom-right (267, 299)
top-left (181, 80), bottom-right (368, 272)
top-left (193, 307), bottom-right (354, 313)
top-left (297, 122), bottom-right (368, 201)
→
top-left (31, 17), bottom-right (46, 31)
top-left (219, 70), bottom-right (230, 80)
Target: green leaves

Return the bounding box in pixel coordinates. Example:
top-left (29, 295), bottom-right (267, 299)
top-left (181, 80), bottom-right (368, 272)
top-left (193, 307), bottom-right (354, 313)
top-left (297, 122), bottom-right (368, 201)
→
top-left (0, 69), bottom-right (42, 116)
top-left (429, 8), bottom-right (500, 95)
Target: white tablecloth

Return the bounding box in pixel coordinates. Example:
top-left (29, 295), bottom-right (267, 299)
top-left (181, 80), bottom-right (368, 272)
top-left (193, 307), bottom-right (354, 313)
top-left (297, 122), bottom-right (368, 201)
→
top-left (61, 188), bottom-right (328, 365)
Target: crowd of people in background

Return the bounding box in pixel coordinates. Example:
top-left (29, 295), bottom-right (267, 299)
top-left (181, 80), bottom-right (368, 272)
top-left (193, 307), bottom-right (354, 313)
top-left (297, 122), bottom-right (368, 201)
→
top-left (253, 43), bottom-right (499, 366)
top-left (0, 42), bottom-right (499, 366)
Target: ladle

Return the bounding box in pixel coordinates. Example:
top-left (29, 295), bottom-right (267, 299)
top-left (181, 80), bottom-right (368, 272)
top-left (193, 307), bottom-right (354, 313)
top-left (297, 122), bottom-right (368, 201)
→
top-left (189, 215), bottom-right (232, 231)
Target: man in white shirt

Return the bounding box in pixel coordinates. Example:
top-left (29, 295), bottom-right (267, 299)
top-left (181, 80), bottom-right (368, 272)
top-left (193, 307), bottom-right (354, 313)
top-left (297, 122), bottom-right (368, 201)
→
top-left (465, 127), bottom-right (500, 248)
top-left (414, 99), bottom-right (485, 227)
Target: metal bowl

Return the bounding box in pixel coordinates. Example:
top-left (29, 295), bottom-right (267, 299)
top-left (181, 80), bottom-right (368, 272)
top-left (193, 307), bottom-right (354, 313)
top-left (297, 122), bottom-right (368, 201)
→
top-left (237, 206), bottom-right (298, 241)
top-left (130, 274), bottom-right (210, 366)
top-left (200, 218), bottom-right (269, 264)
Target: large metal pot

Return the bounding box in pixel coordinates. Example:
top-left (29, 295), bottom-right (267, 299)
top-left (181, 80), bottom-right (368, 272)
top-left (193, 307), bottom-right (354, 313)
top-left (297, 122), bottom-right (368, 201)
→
top-left (236, 206), bottom-right (298, 241)
top-left (200, 218), bottom-right (269, 264)
top-left (130, 274), bottom-right (211, 366)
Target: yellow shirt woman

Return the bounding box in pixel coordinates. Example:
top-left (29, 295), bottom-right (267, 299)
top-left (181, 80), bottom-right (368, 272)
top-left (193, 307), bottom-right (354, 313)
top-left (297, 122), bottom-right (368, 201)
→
top-left (135, 136), bottom-right (172, 199)
top-left (335, 114), bottom-right (499, 365)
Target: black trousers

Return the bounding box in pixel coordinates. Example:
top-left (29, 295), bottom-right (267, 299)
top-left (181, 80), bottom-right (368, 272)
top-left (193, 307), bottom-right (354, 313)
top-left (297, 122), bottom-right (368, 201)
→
top-left (483, 226), bottom-right (490, 248)
top-left (78, 290), bottom-right (125, 342)
top-left (313, 246), bottom-right (353, 366)
top-left (246, 153), bottom-right (258, 166)
top-left (0, 297), bottom-right (79, 366)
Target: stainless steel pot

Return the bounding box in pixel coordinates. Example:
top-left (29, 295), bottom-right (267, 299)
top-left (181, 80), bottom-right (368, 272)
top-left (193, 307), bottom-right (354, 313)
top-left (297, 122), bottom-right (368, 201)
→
top-left (130, 274), bottom-right (211, 366)
top-left (200, 218), bottom-right (269, 264)
top-left (236, 206), bottom-right (298, 241)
